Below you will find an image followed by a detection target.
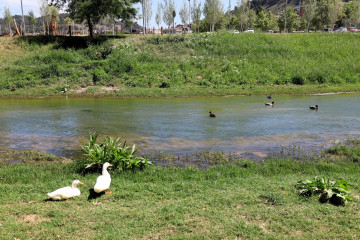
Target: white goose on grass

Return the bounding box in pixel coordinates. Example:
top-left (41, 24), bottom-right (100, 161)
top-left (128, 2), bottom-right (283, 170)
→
top-left (47, 180), bottom-right (84, 200)
top-left (94, 162), bottom-right (113, 194)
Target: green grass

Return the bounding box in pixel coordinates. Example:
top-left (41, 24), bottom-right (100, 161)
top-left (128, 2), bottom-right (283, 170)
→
top-left (0, 150), bottom-right (359, 239)
top-left (1, 33), bottom-right (360, 97)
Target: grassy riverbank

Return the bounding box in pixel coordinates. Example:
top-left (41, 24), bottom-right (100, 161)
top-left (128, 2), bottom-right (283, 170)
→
top-left (1, 33), bottom-right (360, 97)
top-left (0, 145), bottom-right (359, 239)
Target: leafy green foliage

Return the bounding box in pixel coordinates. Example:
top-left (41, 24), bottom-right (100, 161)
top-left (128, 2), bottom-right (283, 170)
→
top-left (79, 132), bottom-right (152, 173)
top-left (296, 177), bottom-right (353, 206)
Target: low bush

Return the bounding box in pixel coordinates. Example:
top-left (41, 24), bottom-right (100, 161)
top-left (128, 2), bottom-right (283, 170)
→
top-left (296, 177), bottom-right (353, 206)
top-left (79, 132), bottom-right (152, 173)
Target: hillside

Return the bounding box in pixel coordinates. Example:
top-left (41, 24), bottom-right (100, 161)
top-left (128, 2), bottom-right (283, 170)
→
top-left (1, 32), bottom-right (360, 97)
top-left (251, 0), bottom-right (299, 12)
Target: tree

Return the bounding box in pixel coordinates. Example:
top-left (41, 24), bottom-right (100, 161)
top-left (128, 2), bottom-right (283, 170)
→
top-left (179, 0), bottom-right (189, 25)
top-left (141, 0), bottom-right (152, 35)
top-left (51, 0), bottom-right (140, 37)
top-left (155, 2), bottom-right (162, 29)
top-left (191, 0), bottom-right (202, 32)
top-left (235, 0), bottom-right (249, 31)
top-left (203, 0), bottom-right (224, 32)
top-left (28, 10), bottom-right (37, 34)
top-left (328, 0), bottom-right (343, 28)
top-left (267, 11), bottom-right (278, 30)
top-left (311, 0), bottom-right (342, 30)
top-left (38, 0), bottom-right (50, 34)
top-left (47, 5), bottom-right (60, 23)
top-left (344, 1), bottom-right (359, 27)
top-left (278, 6), bottom-right (298, 32)
top-left (162, 0), bottom-right (175, 29)
top-left (4, 7), bottom-right (12, 35)
top-left (303, 0), bottom-right (316, 32)
top-left (144, 0), bottom-right (153, 30)
top-left (255, 9), bottom-right (270, 31)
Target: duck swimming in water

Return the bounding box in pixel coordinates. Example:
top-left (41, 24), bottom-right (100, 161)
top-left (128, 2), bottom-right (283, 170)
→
top-left (265, 101), bottom-right (274, 106)
top-left (309, 105), bottom-right (318, 110)
top-left (209, 111), bottom-right (216, 117)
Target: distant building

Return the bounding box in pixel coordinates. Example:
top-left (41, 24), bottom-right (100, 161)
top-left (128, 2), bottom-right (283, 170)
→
top-left (293, 6), bottom-right (304, 17)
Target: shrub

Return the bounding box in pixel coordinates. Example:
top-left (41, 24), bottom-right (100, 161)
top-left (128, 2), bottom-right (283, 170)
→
top-left (92, 67), bottom-right (110, 85)
top-left (79, 132), bottom-right (152, 173)
top-left (296, 177), bottom-right (353, 206)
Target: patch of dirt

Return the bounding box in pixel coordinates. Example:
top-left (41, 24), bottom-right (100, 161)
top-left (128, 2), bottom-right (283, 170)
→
top-left (258, 222), bottom-right (270, 234)
top-left (353, 194), bottom-right (359, 200)
top-left (75, 86), bottom-right (119, 93)
top-left (18, 214), bottom-right (51, 224)
top-left (75, 87), bottom-right (89, 93)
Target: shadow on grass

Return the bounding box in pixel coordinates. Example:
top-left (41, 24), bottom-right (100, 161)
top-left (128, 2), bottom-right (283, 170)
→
top-left (17, 35), bottom-right (126, 49)
top-left (87, 188), bottom-right (105, 201)
top-left (43, 198), bottom-right (67, 202)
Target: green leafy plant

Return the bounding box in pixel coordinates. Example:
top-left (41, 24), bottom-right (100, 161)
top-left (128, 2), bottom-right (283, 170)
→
top-left (296, 177), bottom-right (353, 206)
top-left (80, 132), bottom-right (152, 173)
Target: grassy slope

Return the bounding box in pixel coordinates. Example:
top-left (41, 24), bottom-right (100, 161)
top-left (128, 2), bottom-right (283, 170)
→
top-left (1, 33), bottom-right (360, 97)
top-left (0, 155), bottom-right (359, 239)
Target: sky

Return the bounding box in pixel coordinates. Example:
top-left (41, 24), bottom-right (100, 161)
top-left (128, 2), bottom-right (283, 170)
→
top-left (0, 0), bottom-right (240, 28)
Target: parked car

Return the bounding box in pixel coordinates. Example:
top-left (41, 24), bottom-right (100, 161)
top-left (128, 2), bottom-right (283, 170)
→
top-left (244, 28), bottom-right (254, 33)
top-left (349, 27), bottom-right (359, 32)
top-left (335, 27), bottom-right (347, 32)
top-left (265, 30), bottom-right (274, 33)
top-left (229, 29), bottom-right (240, 33)
top-left (323, 28), bottom-right (333, 32)
top-left (182, 27), bottom-right (193, 33)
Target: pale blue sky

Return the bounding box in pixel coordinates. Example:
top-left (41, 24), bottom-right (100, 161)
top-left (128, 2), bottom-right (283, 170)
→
top-left (0, 0), bottom-right (240, 28)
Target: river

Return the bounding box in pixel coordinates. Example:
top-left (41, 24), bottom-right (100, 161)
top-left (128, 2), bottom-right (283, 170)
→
top-left (1, 93), bottom-right (359, 159)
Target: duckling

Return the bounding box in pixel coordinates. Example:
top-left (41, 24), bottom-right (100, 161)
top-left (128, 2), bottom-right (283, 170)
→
top-left (267, 94), bottom-right (272, 99)
top-left (265, 101), bottom-right (274, 106)
top-left (209, 111), bottom-right (216, 118)
top-left (309, 105), bottom-right (318, 110)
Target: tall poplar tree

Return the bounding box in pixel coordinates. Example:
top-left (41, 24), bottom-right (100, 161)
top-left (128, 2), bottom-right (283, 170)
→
top-left (203, 0), bottom-right (224, 31)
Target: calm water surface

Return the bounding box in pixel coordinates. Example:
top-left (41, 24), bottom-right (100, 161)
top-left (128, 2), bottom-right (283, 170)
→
top-left (1, 93), bottom-right (359, 158)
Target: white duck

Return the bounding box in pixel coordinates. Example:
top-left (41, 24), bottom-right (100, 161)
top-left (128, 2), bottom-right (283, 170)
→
top-left (47, 180), bottom-right (83, 200)
top-left (94, 162), bottom-right (113, 194)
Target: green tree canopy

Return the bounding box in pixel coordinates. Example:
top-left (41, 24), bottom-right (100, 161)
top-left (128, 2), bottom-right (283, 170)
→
top-left (28, 10), bottom-right (37, 34)
top-left (51, 0), bottom-right (140, 37)
top-left (278, 6), bottom-right (298, 32)
top-left (255, 9), bottom-right (278, 31)
top-left (344, 1), bottom-right (360, 26)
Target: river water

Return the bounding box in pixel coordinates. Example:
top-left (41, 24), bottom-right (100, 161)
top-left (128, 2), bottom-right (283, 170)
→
top-left (1, 93), bottom-right (359, 159)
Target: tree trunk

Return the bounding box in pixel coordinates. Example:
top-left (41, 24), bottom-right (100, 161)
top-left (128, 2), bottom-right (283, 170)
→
top-left (306, 19), bottom-right (310, 33)
top-left (9, 23), bottom-right (12, 36)
top-left (142, 0), bottom-right (146, 36)
top-left (87, 17), bottom-right (93, 38)
top-left (284, 0), bottom-right (288, 33)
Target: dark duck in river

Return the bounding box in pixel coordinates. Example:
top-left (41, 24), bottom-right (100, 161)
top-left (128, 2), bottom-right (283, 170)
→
top-left (309, 105), bottom-right (318, 110)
